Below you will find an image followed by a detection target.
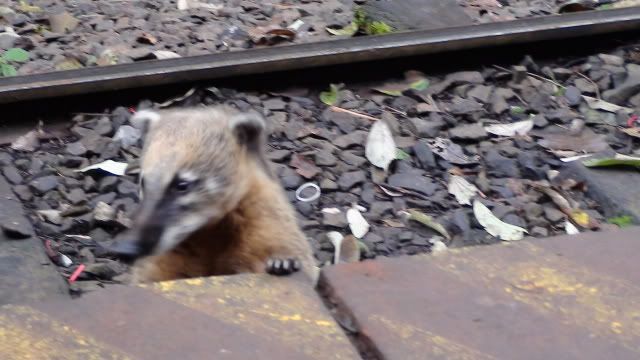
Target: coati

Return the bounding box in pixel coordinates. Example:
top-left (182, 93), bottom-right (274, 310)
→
top-left (110, 106), bottom-right (319, 285)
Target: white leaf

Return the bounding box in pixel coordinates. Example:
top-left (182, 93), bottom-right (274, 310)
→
top-left (473, 200), bottom-right (527, 241)
top-left (321, 207), bottom-right (341, 215)
top-left (152, 50), bottom-right (181, 60)
top-left (484, 119), bottom-right (534, 137)
top-left (59, 254), bottom-right (73, 267)
top-left (288, 19), bottom-right (305, 31)
top-left (429, 237), bottom-right (448, 255)
top-left (365, 121), bottom-right (396, 171)
top-left (565, 221), bottom-right (580, 235)
top-left (346, 205), bottom-right (370, 239)
top-left (76, 160), bottom-right (128, 176)
top-left (326, 231), bottom-right (344, 264)
top-left (447, 175), bottom-right (479, 205)
top-left (560, 154), bottom-right (593, 162)
top-left (583, 96), bottom-right (633, 114)
top-left (177, 0), bottom-right (189, 10)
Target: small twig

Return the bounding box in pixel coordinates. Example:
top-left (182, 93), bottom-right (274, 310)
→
top-left (493, 65), bottom-right (565, 89)
top-left (329, 106), bottom-right (379, 121)
top-left (574, 71), bottom-right (601, 100)
top-left (384, 106), bottom-right (407, 117)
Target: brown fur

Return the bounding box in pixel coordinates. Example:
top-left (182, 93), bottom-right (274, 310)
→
top-left (127, 106), bottom-right (318, 285)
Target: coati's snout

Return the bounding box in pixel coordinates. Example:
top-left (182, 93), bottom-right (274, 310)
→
top-left (110, 106), bottom-right (267, 262)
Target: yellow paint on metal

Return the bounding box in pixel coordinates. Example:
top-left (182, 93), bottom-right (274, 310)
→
top-left (431, 242), bottom-right (640, 353)
top-left (141, 274), bottom-right (358, 359)
top-left (0, 305), bottom-right (132, 360)
top-left (369, 314), bottom-right (497, 360)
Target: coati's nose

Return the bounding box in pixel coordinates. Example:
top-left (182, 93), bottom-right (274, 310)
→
top-left (108, 239), bottom-right (144, 264)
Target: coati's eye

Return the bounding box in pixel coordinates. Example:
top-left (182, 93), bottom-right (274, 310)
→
top-left (174, 179), bottom-right (195, 192)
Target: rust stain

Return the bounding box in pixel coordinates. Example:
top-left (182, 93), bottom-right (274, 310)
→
top-left (0, 305), bottom-right (132, 360)
top-left (141, 275), bottom-right (357, 359)
top-left (369, 314), bottom-right (497, 360)
top-left (432, 242), bottom-right (640, 353)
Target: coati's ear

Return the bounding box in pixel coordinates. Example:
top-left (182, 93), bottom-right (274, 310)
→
top-left (230, 111), bottom-right (265, 151)
top-left (130, 109), bottom-right (161, 137)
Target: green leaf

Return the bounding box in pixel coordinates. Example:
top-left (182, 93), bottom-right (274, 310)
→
top-left (326, 22), bottom-right (358, 37)
top-left (320, 84), bottom-right (342, 106)
top-left (55, 58), bottom-right (83, 71)
top-left (509, 106), bottom-right (526, 115)
top-left (608, 215), bottom-right (634, 227)
top-left (373, 71), bottom-right (428, 96)
top-left (554, 87), bottom-right (566, 96)
top-left (1, 63), bottom-right (17, 77)
top-left (2, 48), bottom-right (29, 62)
top-left (366, 21), bottom-right (393, 35)
top-left (408, 210), bottom-right (451, 240)
top-left (410, 79), bottom-right (429, 91)
top-left (18, 0), bottom-right (42, 13)
top-left (396, 148), bottom-right (410, 160)
top-left (582, 157), bottom-right (640, 168)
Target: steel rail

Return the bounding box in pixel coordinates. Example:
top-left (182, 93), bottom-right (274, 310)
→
top-left (0, 7), bottom-right (639, 104)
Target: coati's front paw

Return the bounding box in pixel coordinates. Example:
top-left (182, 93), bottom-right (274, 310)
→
top-left (266, 258), bottom-right (301, 276)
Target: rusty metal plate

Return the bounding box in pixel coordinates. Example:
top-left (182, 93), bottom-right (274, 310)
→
top-left (0, 273), bottom-right (359, 360)
top-left (321, 227), bottom-right (640, 360)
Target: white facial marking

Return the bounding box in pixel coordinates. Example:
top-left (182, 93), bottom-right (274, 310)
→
top-left (205, 179), bottom-right (220, 192)
top-left (131, 110), bottom-right (160, 129)
top-left (155, 214), bottom-right (207, 254)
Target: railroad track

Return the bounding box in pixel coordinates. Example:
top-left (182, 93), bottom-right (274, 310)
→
top-left (0, 7), bottom-right (639, 104)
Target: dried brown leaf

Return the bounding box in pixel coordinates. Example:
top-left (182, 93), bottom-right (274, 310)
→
top-left (290, 153), bottom-right (320, 179)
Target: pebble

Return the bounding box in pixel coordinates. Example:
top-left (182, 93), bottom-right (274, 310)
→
top-left (98, 176), bottom-right (119, 193)
top-left (530, 226), bottom-right (549, 237)
top-left (413, 141), bottom-right (437, 170)
top-left (322, 212), bottom-right (348, 228)
top-left (29, 175), bottom-right (60, 195)
top-left (94, 201), bottom-right (116, 223)
top-left (64, 188), bottom-right (87, 205)
top-left (387, 172), bottom-right (438, 196)
top-left (0, 216), bottom-right (33, 239)
top-left (408, 115), bottom-right (445, 138)
top-left (564, 86), bottom-right (582, 106)
top-left (66, 141), bottom-right (88, 156)
top-left (12, 185), bottom-right (33, 202)
top-left (337, 170), bottom-right (367, 191)
top-left (2, 166), bottom-right (23, 185)
top-left (448, 123), bottom-right (488, 141)
top-left (544, 206), bottom-right (565, 223)
top-left (485, 149), bottom-right (521, 178)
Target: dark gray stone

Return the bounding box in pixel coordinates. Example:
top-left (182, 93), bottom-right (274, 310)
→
top-left (564, 86), bottom-right (582, 106)
top-left (66, 141), bottom-right (88, 156)
top-left (337, 171), bottom-right (367, 191)
top-left (413, 141), bottom-right (437, 170)
top-left (388, 172), bottom-right (438, 196)
top-left (98, 176), bottom-right (119, 193)
top-left (12, 185), bottom-right (32, 202)
top-left (448, 123), bottom-right (487, 141)
top-left (544, 206), bottom-right (565, 223)
top-left (485, 149), bottom-right (520, 178)
top-left (29, 175), bottom-right (60, 195)
top-left (2, 166), bottom-right (23, 185)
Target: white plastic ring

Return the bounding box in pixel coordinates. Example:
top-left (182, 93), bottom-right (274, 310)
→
top-left (296, 182), bottom-right (321, 202)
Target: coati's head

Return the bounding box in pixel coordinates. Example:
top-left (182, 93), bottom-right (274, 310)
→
top-left (111, 106), bottom-right (267, 261)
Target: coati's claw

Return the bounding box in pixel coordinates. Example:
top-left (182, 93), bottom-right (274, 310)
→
top-left (266, 258), bottom-right (301, 276)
